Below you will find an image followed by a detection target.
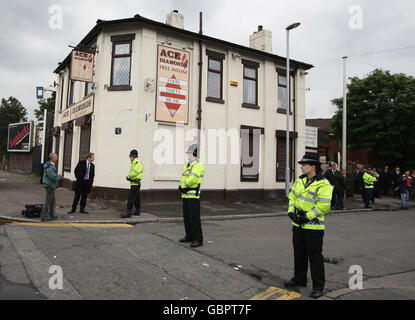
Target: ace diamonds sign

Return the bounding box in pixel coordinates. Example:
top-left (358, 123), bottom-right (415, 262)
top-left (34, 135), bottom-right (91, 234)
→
top-left (155, 45), bottom-right (190, 125)
top-left (71, 50), bottom-right (94, 83)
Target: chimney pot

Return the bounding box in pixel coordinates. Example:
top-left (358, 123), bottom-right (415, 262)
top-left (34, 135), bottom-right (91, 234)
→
top-left (166, 10), bottom-right (184, 29)
top-left (250, 26), bottom-right (272, 53)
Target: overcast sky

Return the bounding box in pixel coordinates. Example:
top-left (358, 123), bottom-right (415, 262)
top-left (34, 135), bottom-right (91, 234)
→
top-left (1, 0), bottom-right (414, 122)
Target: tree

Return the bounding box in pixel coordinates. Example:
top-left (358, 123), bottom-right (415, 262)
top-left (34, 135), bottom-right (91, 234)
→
top-left (34, 91), bottom-right (56, 129)
top-left (0, 97), bottom-right (28, 159)
top-left (330, 69), bottom-right (415, 169)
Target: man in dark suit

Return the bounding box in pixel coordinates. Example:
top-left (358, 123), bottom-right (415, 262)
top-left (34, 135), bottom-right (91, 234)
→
top-left (324, 163), bottom-right (339, 208)
top-left (380, 166), bottom-right (392, 196)
top-left (68, 152), bottom-right (95, 215)
top-left (334, 169), bottom-right (346, 210)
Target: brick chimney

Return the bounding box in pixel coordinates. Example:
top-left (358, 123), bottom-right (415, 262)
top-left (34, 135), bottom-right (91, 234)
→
top-left (249, 26), bottom-right (272, 53)
top-left (166, 10), bottom-right (184, 29)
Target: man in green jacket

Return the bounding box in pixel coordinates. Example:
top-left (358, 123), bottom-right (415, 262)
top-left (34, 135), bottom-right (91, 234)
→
top-left (121, 150), bottom-right (144, 218)
top-left (41, 153), bottom-right (61, 222)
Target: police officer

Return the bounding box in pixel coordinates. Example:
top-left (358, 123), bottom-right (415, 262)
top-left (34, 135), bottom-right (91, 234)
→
top-left (284, 154), bottom-right (333, 299)
top-left (121, 150), bottom-right (144, 218)
top-left (363, 167), bottom-right (376, 208)
top-left (178, 144), bottom-right (205, 248)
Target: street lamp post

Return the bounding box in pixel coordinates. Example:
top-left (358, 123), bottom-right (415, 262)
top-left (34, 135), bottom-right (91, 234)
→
top-left (285, 22), bottom-right (301, 199)
top-left (342, 56), bottom-right (348, 172)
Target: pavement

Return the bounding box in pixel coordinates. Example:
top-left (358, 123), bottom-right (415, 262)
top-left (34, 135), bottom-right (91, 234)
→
top-left (0, 170), bottom-right (413, 225)
top-left (1, 169), bottom-right (415, 300)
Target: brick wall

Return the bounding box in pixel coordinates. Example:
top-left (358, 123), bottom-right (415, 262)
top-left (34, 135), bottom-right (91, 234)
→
top-left (9, 152), bottom-right (33, 174)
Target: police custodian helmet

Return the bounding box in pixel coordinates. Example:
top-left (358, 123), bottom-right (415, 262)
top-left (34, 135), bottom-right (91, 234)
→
top-left (129, 149), bottom-right (139, 158)
top-left (186, 144), bottom-right (198, 157)
top-left (298, 154), bottom-right (321, 166)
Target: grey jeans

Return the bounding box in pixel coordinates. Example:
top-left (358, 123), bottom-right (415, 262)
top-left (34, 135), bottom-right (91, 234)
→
top-left (41, 188), bottom-right (56, 219)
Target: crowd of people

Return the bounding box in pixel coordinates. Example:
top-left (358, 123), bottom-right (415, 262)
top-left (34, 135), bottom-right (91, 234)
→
top-left (353, 165), bottom-right (415, 209)
top-left (323, 163), bottom-right (414, 210)
top-left (323, 163), bottom-right (346, 210)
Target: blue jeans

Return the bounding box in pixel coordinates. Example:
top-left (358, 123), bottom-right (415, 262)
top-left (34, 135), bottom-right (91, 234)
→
top-left (401, 190), bottom-right (410, 207)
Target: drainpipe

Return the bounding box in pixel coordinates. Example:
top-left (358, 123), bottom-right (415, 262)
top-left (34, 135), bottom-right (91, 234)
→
top-left (197, 12), bottom-right (203, 147)
top-left (41, 109), bottom-right (47, 164)
top-left (293, 67), bottom-right (297, 180)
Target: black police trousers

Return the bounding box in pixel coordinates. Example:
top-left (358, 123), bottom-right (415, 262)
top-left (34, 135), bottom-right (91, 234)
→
top-left (292, 226), bottom-right (325, 290)
top-left (127, 185), bottom-right (141, 212)
top-left (182, 198), bottom-right (203, 243)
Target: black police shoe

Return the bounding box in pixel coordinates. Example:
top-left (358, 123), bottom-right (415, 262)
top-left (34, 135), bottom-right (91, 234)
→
top-left (80, 210), bottom-right (89, 214)
top-left (132, 211), bottom-right (140, 216)
top-left (190, 241), bottom-right (203, 248)
top-left (310, 289), bottom-right (324, 299)
top-left (284, 278), bottom-right (307, 288)
top-left (67, 210), bottom-right (75, 214)
top-left (179, 237), bottom-right (192, 243)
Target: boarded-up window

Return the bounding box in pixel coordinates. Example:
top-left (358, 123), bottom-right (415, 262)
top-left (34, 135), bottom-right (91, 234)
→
top-left (79, 125), bottom-right (91, 161)
top-left (63, 130), bottom-right (73, 172)
top-left (276, 134), bottom-right (296, 182)
top-left (241, 127), bottom-right (263, 182)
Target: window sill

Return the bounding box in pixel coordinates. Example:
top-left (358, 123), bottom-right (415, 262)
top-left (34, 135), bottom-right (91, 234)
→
top-left (206, 97), bottom-right (225, 104)
top-left (83, 93), bottom-right (94, 100)
top-left (241, 176), bottom-right (260, 182)
top-left (242, 103), bottom-right (260, 110)
top-left (277, 108), bottom-right (293, 115)
top-left (108, 86), bottom-right (132, 92)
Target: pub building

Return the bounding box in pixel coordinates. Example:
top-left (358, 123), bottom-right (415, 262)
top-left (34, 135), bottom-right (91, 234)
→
top-left (52, 11), bottom-right (313, 202)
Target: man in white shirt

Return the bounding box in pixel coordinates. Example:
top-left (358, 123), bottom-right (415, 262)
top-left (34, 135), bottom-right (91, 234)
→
top-left (68, 152), bottom-right (95, 214)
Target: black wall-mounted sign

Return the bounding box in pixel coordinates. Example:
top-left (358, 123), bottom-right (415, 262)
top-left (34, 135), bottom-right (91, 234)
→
top-left (7, 121), bottom-right (34, 153)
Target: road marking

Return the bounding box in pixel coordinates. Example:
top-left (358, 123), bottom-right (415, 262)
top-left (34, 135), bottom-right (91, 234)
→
top-left (6, 222), bottom-right (133, 228)
top-left (250, 286), bottom-right (302, 300)
top-left (250, 287), bottom-right (281, 300)
top-left (276, 290), bottom-right (302, 300)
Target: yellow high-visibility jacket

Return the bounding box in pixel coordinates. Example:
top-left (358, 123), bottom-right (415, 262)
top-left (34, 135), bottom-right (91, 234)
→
top-left (363, 172), bottom-right (376, 189)
top-left (127, 158), bottom-right (144, 186)
top-left (180, 160), bottom-right (205, 199)
top-left (288, 174), bottom-right (334, 230)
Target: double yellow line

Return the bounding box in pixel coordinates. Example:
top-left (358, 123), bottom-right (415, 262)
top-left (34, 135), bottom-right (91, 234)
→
top-left (251, 286), bottom-right (301, 300)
